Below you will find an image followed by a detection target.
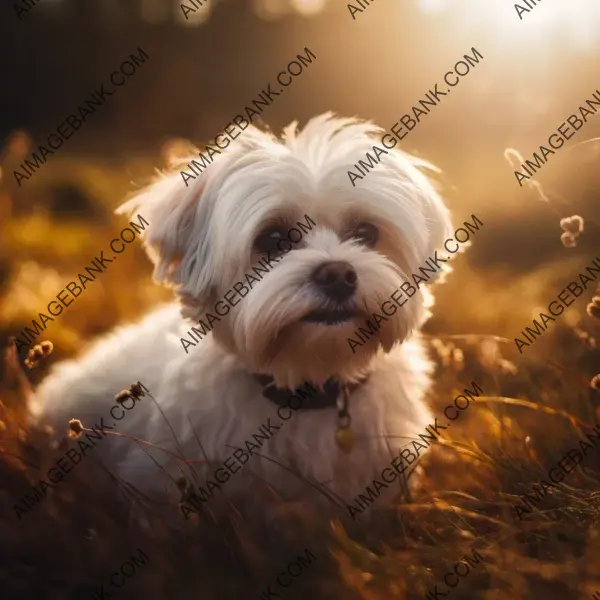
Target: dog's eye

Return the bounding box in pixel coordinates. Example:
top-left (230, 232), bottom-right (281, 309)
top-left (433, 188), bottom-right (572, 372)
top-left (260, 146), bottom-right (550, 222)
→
top-left (350, 222), bottom-right (378, 247)
top-left (254, 226), bottom-right (289, 255)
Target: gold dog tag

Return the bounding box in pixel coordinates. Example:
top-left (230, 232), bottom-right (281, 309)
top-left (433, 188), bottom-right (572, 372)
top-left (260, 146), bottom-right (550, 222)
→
top-left (335, 385), bottom-right (356, 453)
top-left (335, 426), bottom-right (357, 453)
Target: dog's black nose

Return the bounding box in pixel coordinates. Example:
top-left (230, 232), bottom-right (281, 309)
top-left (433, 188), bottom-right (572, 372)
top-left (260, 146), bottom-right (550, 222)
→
top-left (311, 261), bottom-right (357, 302)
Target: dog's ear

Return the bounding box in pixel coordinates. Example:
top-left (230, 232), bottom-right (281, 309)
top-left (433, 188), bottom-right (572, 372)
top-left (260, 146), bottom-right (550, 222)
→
top-left (116, 170), bottom-right (215, 305)
top-left (116, 128), bottom-right (278, 308)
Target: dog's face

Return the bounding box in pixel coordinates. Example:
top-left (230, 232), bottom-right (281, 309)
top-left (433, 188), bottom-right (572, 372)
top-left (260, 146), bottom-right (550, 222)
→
top-left (119, 113), bottom-right (453, 388)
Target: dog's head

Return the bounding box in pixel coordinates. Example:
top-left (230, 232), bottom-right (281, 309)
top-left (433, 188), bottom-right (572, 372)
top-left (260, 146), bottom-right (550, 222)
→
top-left (118, 113), bottom-right (453, 388)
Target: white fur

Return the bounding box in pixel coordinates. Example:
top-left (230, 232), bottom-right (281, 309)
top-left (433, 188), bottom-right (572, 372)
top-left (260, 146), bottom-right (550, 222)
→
top-left (33, 113), bottom-right (453, 514)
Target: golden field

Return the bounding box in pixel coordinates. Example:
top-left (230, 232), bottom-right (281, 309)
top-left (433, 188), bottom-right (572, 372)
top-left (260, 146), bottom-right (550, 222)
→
top-left (1, 137), bottom-right (600, 599)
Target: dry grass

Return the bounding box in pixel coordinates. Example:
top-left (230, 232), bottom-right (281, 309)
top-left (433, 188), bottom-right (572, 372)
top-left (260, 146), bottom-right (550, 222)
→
top-left (1, 152), bottom-right (600, 599)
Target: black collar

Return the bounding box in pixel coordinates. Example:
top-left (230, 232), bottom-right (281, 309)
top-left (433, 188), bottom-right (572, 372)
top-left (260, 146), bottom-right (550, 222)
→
top-left (254, 374), bottom-right (367, 410)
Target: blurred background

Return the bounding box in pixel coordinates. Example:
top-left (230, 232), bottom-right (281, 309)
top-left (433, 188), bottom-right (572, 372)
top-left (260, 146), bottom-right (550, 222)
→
top-left (2, 1), bottom-right (600, 598)
top-left (1, 0), bottom-right (600, 375)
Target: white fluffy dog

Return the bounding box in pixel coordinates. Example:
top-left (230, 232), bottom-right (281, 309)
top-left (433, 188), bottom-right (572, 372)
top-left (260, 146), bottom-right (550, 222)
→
top-left (32, 113), bottom-right (453, 517)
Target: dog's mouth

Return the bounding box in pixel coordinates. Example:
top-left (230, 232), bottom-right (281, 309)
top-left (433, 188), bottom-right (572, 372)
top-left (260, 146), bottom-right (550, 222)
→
top-left (301, 307), bottom-right (358, 325)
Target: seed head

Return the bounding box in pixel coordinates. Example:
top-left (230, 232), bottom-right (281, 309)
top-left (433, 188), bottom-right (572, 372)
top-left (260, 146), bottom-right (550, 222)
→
top-left (587, 297), bottom-right (600, 319)
top-left (68, 418), bottom-right (84, 438)
top-left (559, 215), bottom-right (584, 234)
top-left (115, 390), bottom-right (134, 404)
top-left (24, 341), bottom-right (54, 369)
top-left (40, 341), bottom-right (54, 355)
